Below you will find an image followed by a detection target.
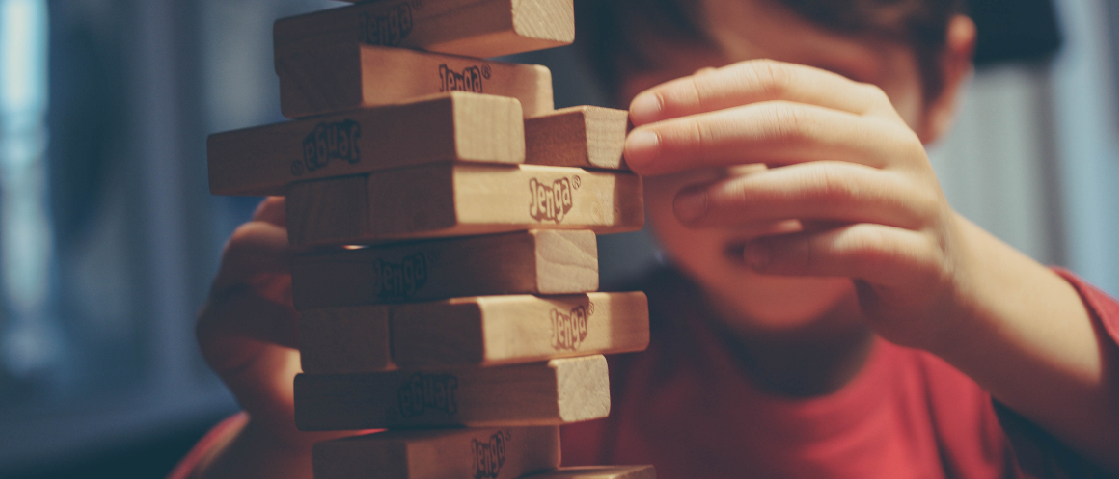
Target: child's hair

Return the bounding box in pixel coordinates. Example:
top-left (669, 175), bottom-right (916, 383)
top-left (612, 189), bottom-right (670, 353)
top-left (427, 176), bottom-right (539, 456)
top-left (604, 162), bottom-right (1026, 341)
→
top-left (574, 0), bottom-right (966, 103)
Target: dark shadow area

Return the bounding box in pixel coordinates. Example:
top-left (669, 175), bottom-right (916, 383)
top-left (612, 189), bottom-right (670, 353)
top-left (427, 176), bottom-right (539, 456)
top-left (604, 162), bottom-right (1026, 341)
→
top-left (971, 0), bottom-right (1062, 65)
top-left (4, 415), bottom-right (225, 479)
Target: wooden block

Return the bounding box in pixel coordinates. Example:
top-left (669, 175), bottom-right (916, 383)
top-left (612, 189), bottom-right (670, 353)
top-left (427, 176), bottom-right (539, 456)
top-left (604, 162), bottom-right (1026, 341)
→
top-left (207, 92), bottom-right (524, 196)
top-left (291, 230), bottom-right (598, 310)
top-left (522, 466), bottom-right (657, 479)
top-left (313, 427), bottom-right (560, 479)
top-left (393, 292), bottom-right (650, 366)
top-left (525, 106), bottom-right (629, 170)
top-left (274, 0), bottom-right (574, 60)
top-left (300, 306), bottom-right (395, 374)
top-left (286, 164), bottom-right (644, 246)
top-left (294, 356), bottom-right (610, 430)
top-left (278, 43), bottom-right (555, 119)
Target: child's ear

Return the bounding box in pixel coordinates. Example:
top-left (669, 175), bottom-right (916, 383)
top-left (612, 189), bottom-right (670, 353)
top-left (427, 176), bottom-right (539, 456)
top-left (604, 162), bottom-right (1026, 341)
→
top-left (918, 15), bottom-right (976, 144)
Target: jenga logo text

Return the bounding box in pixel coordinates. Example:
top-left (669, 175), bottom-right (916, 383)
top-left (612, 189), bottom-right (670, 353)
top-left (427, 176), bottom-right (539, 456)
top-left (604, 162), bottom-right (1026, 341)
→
top-left (529, 177), bottom-right (576, 224)
top-left (397, 372), bottom-right (457, 418)
top-left (472, 431), bottom-right (508, 479)
top-left (370, 254), bottom-right (427, 300)
top-left (294, 120), bottom-right (361, 176)
top-left (439, 64), bottom-right (488, 93)
top-left (359, 2), bottom-right (415, 47)
top-left (551, 304), bottom-right (591, 351)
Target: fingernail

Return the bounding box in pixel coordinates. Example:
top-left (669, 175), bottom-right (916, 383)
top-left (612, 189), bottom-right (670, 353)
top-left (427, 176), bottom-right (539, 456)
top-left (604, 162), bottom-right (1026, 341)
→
top-left (673, 188), bottom-right (707, 223)
top-left (745, 242), bottom-right (772, 270)
top-left (630, 92), bottom-right (663, 124)
top-left (625, 129), bottom-right (660, 168)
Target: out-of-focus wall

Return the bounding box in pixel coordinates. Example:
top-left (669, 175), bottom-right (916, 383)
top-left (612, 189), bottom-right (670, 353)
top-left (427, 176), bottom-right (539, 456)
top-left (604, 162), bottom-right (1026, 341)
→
top-left (925, 0), bottom-right (1119, 297)
top-left (1052, 0), bottom-right (1119, 296)
top-left (930, 67), bottom-right (1061, 265)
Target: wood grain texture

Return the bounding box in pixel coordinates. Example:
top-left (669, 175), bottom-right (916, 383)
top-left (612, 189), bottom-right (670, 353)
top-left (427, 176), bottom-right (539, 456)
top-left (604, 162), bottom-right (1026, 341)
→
top-left (313, 427), bottom-right (560, 479)
top-left (291, 230), bottom-right (598, 310)
top-left (294, 356), bottom-right (610, 430)
top-left (522, 466), bottom-right (657, 479)
top-left (300, 306), bottom-right (395, 374)
top-left (525, 106), bottom-right (629, 170)
top-left (274, 0), bottom-right (574, 60)
top-left (207, 92), bottom-right (524, 196)
top-left (393, 292), bottom-right (649, 366)
top-left (278, 43), bottom-right (554, 119)
top-left (286, 164), bottom-right (644, 246)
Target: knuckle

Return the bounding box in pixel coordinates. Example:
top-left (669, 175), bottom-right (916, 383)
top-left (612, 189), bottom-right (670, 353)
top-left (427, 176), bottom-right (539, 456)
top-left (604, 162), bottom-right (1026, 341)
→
top-left (805, 166), bottom-right (857, 203)
top-left (893, 124), bottom-right (926, 153)
top-left (854, 227), bottom-right (891, 254)
top-left (224, 224), bottom-right (259, 255)
top-left (914, 188), bottom-right (943, 220)
top-left (257, 196), bottom-right (284, 211)
top-left (719, 175), bottom-right (755, 204)
top-left (893, 174), bottom-right (941, 220)
top-left (751, 60), bottom-right (793, 99)
top-left (675, 117), bottom-right (714, 150)
top-left (678, 76), bottom-right (704, 109)
top-left (760, 102), bottom-right (814, 144)
top-left (847, 228), bottom-right (894, 268)
top-left (862, 84), bottom-right (891, 107)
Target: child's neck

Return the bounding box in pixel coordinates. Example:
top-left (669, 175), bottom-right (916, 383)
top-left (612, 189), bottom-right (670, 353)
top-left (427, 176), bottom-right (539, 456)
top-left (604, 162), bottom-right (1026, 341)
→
top-left (709, 291), bottom-right (875, 398)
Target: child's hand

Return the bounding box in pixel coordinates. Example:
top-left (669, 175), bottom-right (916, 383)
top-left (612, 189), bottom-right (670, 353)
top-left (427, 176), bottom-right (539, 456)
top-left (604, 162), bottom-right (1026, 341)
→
top-left (195, 197), bottom-right (357, 478)
top-left (623, 60), bottom-right (966, 350)
top-left (624, 60), bottom-right (1119, 469)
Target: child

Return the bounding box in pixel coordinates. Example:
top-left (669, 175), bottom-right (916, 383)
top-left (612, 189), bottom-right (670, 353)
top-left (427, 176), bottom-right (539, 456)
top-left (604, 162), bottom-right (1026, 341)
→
top-left (179, 0), bottom-right (1119, 477)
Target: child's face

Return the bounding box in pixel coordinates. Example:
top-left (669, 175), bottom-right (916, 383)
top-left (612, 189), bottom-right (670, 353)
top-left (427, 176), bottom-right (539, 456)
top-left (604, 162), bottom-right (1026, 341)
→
top-left (619, 0), bottom-right (937, 331)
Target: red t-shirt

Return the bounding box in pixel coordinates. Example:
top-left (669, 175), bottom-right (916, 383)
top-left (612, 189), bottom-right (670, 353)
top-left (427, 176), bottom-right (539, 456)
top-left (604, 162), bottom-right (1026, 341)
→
top-left (171, 268), bottom-right (1119, 478)
top-left (560, 267), bottom-right (1119, 478)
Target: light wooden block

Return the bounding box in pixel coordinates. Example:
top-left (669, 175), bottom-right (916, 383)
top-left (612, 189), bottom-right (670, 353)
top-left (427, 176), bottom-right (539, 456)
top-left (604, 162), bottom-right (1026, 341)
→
top-left (522, 466), bottom-right (657, 479)
top-left (313, 427), bottom-right (560, 479)
top-left (286, 164), bottom-right (644, 246)
top-left (207, 92), bottom-right (524, 196)
top-left (278, 43), bottom-right (554, 119)
top-left (393, 292), bottom-right (649, 366)
top-left (291, 230), bottom-right (598, 310)
top-left (294, 356), bottom-right (610, 430)
top-left (299, 306), bottom-right (395, 374)
top-left (274, 0), bottom-right (574, 60)
top-left (526, 106), bottom-right (629, 170)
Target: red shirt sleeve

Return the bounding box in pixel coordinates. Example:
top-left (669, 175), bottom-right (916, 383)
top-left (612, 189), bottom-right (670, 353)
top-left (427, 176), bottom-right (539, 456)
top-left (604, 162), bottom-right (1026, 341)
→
top-left (995, 268), bottom-right (1119, 478)
top-left (166, 412), bottom-right (248, 479)
top-left (1055, 268), bottom-right (1119, 346)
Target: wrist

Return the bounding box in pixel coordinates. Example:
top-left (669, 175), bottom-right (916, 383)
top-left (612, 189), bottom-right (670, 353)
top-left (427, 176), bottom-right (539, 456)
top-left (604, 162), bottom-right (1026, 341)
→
top-left (894, 212), bottom-right (985, 357)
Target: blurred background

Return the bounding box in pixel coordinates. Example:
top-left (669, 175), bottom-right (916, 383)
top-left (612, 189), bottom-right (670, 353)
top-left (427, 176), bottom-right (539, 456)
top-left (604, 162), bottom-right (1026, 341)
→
top-left (0, 0), bottom-right (1114, 477)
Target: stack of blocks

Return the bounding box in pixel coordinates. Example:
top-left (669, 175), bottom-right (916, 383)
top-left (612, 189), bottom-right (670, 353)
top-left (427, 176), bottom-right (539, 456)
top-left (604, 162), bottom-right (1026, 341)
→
top-left (205, 1), bottom-right (656, 479)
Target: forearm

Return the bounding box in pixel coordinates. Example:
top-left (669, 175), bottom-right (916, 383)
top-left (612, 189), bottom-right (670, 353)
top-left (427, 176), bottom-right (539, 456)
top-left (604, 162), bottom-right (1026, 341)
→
top-left (933, 215), bottom-right (1119, 471)
top-left (193, 419), bottom-right (314, 479)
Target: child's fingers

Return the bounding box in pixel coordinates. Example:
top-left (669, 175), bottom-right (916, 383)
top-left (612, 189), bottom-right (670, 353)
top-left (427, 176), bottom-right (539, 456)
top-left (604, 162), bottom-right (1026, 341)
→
top-left (196, 294), bottom-right (298, 416)
top-left (198, 289), bottom-right (301, 350)
top-left (198, 331), bottom-right (306, 438)
top-left (629, 60), bottom-right (896, 126)
top-left (197, 307), bottom-right (369, 447)
top-left (252, 196), bottom-right (287, 227)
top-left (211, 221), bottom-right (291, 295)
top-left (742, 224), bottom-right (945, 287)
top-left (673, 162), bottom-right (935, 229)
top-left (625, 101), bottom-right (920, 175)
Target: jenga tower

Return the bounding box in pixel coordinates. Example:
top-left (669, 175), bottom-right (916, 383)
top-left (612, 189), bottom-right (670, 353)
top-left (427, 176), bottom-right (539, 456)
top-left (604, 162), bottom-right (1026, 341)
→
top-left (207, 1), bottom-right (655, 479)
